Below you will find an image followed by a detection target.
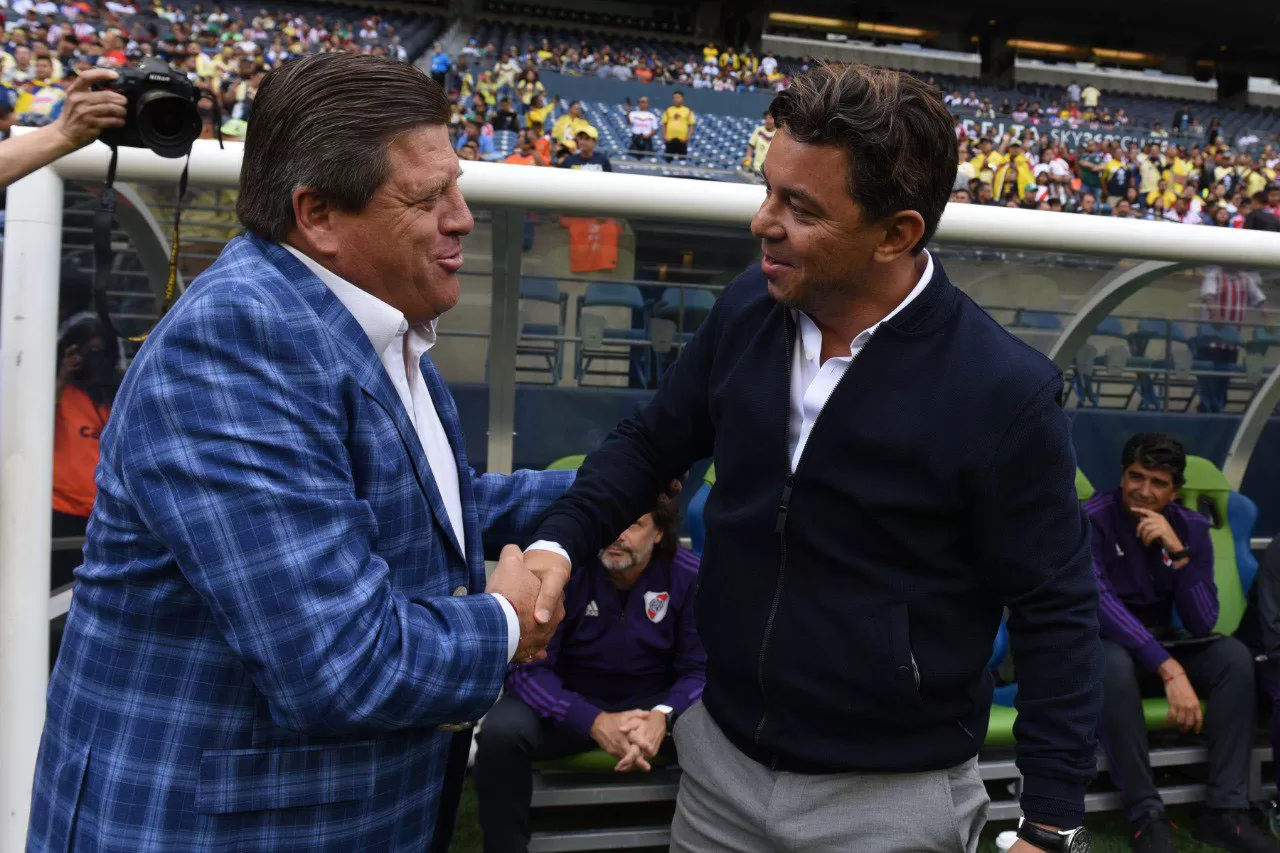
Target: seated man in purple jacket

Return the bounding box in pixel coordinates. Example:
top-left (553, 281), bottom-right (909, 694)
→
top-left (474, 495), bottom-right (705, 853)
top-left (1088, 433), bottom-right (1270, 853)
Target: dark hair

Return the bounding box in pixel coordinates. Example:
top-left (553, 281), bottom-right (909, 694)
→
top-left (650, 493), bottom-right (680, 562)
top-left (1121, 433), bottom-right (1187, 488)
top-left (237, 53), bottom-right (450, 242)
top-left (768, 63), bottom-right (957, 253)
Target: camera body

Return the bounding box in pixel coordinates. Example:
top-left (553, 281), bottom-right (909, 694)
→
top-left (97, 58), bottom-right (202, 158)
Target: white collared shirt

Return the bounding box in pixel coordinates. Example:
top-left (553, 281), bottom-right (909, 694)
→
top-left (282, 244), bottom-right (520, 661)
top-left (788, 250), bottom-right (934, 471)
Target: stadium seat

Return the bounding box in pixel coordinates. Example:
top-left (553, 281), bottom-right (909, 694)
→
top-left (1009, 310), bottom-right (1063, 353)
top-left (1228, 491), bottom-right (1260, 596)
top-left (545, 454), bottom-right (586, 471)
top-left (575, 284), bottom-right (652, 387)
top-left (1075, 468), bottom-right (1096, 501)
top-left (654, 287), bottom-right (715, 334)
top-left (518, 277), bottom-right (569, 384)
top-left (1179, 455), bottom-right (1248, 635)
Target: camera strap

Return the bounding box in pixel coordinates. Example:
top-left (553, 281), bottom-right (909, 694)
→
top-left (93, 95), bottom-right (222, 344)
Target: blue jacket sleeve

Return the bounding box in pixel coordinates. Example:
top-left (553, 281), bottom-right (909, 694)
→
top-left (972, 375), bottom-right (1103, 829)
top-left (472, 468), bottom-right (575, 560)
top-left (120, 291), bottom-right (509, 735)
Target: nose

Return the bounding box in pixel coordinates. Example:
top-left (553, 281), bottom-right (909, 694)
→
top-left (440, 186), bottom-right (474, 238)
top-left (751, 196), bottom-right (783, 241)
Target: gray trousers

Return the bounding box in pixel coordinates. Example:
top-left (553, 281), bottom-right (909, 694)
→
top-left (670, 702), bottom-right (989, 853)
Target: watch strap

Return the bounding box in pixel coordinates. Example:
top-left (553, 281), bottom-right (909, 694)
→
top-left (1167, 547), bottom-right (1191, 561)
top-left (1017, 818), bottom-right (1070, 852)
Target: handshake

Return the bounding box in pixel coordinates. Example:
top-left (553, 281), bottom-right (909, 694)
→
top-left (486, 544), bottom-right (574, 664)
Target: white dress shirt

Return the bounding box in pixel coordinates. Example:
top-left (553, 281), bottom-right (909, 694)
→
top-left (283, 244), bottom-right (520, 662)
top-left (788, 250), bottom-right (933, 470)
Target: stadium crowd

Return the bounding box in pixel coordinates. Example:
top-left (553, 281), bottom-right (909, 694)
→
top-left (448, 36), bottom-right (796, 93)
top-left (953, 128), bottom-right (1280, 229)
top-left (0, 0), bottom-right (411, 130)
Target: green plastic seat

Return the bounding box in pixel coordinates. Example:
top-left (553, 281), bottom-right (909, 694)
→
top-left (1075, 469), bottom-right (1095, 501)
top-left (703, 464), bottom-right (716, 488)
top-left (546, 454), bottom-right (586, 471)
top-left (534, 748), bottom-right (671, 772)
top-left (1178, 456), bottom-right (1246, 635)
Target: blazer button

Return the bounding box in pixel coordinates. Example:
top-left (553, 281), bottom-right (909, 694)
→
top-left (896, 665), bottom-right (912, 680)
top-left (453, 585), bottom-right (468, 597)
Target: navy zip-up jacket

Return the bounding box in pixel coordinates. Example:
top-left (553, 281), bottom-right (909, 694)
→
top-left (532, 259), bottom-right (1103, 826)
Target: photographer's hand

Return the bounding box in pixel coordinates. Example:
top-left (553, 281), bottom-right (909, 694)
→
top-left (51, 69), bottom-right (129, 151)
top-left (0, 69), bottom-right (129, 191)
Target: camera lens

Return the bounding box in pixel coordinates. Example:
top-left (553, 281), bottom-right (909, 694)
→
top-left (136, 89), bottom-right (202, 158)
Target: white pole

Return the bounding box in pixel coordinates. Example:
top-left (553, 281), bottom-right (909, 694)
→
top-left (0, 165), bottom-right (64, 849)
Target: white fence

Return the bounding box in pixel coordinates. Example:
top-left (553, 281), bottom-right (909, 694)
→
top-left (4, 135), bottom-right (1280, 848)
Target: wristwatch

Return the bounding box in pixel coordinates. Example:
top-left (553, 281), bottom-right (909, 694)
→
top-left (1166, 547), bottom-right (1191, 561)
top-left (1016, 818), bottom-right (1091, 852)
top-left (652, 704), bottom-right (675, 729)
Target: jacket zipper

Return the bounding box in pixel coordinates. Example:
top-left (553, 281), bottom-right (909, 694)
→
top-left (752, 311), bottom-right (875, 752)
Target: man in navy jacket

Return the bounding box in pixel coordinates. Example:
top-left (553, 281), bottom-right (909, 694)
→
top-left (522, 64), bottom-right (1102, 852)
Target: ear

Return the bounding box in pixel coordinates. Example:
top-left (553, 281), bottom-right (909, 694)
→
top-left (872, 209), bottom-right (927, 265)
top-left (290, 186), bottom-right (342, 258)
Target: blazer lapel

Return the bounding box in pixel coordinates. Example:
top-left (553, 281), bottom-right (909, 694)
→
top-left (256, 237), bottom-right (466, 563)
top-left (419, 352), bottom-right (483, 580)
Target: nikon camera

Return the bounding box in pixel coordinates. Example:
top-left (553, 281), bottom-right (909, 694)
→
top-left (97, 57), bottom-right (202, 158)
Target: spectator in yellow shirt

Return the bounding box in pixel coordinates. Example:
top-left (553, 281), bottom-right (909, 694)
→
top-left (476, 70), bottom-right (498, 106)
top-left (1169, 150), bottom-right (1196, 194)
top-left (550, 100), bottom-right (591, 152)
top-left (662, 91), bottom-right (695, 163)
top-left (525, 94), bottom-right (552, 135)
top-left (1147, 179), bottom-right (1179, 209)
top-left (742, 110), bottom-right (775, 173)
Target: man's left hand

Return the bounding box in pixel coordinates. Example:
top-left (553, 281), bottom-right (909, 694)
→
top-left (619, 709), bottom-right (667, 759)
top-left (1133, 507), bottom-right (1183, 553)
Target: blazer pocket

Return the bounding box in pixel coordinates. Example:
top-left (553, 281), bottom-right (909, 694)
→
top-left (196, 741), bottom-right (376, 815)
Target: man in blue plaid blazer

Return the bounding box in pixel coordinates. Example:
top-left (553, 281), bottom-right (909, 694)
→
top-left (28, 55), bottom-right (573, 851)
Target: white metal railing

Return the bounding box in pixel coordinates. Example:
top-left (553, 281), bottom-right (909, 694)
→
top-left (6, 134), bottom-right (1280, 847)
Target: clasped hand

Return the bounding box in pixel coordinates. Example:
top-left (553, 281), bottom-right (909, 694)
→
top-left (485, 545), bottom-right (571, 663)
top-left (591, 710), bottom-right (668, 772)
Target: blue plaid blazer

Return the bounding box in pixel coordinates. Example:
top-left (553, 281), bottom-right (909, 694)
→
top-left (28, 234), bottom-right (573, 851)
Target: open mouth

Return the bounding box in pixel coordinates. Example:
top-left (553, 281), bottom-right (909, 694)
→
top-left (761, 253), bottom-right (793, 276)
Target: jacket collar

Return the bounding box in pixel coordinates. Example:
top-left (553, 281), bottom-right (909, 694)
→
top-left (879, 252), bottom-right (960, 338)
top-left (247, 234), bottom-right (468, 563)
